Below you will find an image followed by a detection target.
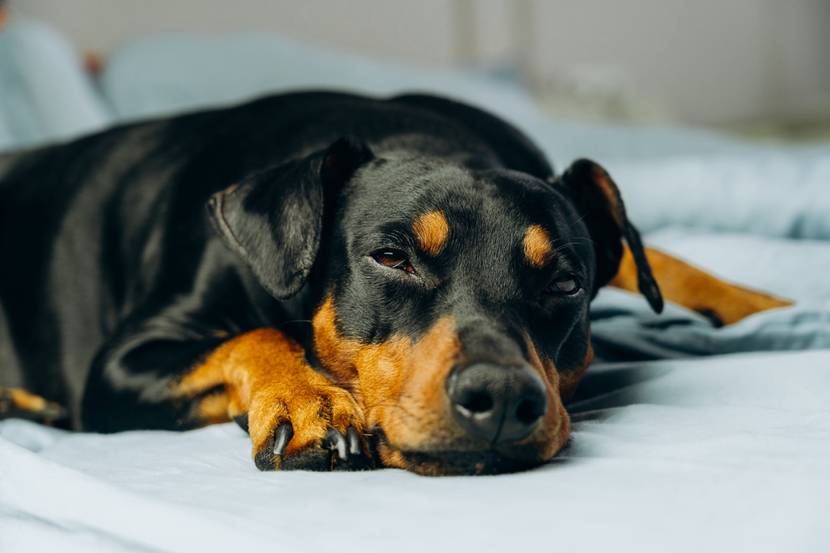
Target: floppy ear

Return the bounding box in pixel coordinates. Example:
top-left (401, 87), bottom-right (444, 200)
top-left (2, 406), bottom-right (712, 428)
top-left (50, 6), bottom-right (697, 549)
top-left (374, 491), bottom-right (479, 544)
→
top-left (556, 159), bottom-right (663, 313)
top-left (207, 137), bottom-right (373, 299)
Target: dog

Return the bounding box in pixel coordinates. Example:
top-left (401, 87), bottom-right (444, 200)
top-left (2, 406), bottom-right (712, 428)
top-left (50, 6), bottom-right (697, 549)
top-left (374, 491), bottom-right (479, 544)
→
top-left (0, 92), bottom-right (789, 475)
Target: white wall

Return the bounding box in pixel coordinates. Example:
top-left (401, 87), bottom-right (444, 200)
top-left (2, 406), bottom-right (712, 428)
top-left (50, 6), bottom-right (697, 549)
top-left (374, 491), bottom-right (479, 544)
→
top-left (523, 0), bottom-right (830, 124)
top-left (767, 0), bottom-right (830, 121)
top-left (10, 0), bottom-right (830, 126)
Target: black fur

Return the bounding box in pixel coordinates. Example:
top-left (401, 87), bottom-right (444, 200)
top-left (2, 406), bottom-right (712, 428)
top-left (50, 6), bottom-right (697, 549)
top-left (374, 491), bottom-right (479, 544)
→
top-left (0, 91), bottom-right (660, 431)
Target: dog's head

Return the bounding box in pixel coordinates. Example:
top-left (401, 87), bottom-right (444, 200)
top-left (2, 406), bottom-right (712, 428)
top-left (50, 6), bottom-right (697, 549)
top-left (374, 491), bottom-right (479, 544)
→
top-left (209, 137), bottom-right (662, 475)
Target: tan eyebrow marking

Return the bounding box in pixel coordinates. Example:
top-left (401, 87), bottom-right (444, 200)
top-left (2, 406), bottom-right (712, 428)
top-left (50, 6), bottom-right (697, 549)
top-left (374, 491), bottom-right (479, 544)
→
top-left (523, 224), bottom-right (553, 268)
top-left (412, 210), bottom-right (450, 256)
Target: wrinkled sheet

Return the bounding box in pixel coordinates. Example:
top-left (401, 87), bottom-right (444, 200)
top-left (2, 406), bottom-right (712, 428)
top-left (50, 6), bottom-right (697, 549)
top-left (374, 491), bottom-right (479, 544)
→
top-left (591, 229), bottom-right (830, 360)
top-left (2, 27), bottom-right (829, 553)
top-left (3, 350), bottom-right (829, 553)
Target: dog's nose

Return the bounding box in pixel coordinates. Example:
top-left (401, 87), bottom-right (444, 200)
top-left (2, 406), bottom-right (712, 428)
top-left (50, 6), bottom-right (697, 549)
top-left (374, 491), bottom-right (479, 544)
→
top-left (447, 363), bottom-right (547, 444)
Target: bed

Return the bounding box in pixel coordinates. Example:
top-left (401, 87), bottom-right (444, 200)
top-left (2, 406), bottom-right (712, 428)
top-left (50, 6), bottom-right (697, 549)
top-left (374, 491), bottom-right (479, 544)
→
top-left (1, 23), bottom-right (828, 553)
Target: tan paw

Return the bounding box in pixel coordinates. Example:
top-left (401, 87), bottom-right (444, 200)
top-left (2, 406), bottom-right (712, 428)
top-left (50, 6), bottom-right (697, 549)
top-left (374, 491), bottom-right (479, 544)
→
top-left (242, 382), bottom-right (372, 471)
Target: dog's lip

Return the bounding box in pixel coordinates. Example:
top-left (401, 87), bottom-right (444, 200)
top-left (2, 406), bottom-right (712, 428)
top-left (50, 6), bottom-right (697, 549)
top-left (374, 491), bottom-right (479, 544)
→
top-left (394, 448), bottom-right (542, 476)
top-left (373, 429), bottom-right (544, 475)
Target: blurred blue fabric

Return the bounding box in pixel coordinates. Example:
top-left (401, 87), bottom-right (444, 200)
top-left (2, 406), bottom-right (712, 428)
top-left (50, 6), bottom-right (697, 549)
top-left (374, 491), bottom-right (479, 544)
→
top-left (98, 32), bottom-right (756, 163)
top-left (0, 20), bottom-right (112, 151)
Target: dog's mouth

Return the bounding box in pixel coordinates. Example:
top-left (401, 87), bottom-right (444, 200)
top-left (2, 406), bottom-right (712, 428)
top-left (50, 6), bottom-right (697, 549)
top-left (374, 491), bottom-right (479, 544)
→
top-left (395, 450), bottom-right (542, 476)
top-left (371, 429), bottom-right (547, 476)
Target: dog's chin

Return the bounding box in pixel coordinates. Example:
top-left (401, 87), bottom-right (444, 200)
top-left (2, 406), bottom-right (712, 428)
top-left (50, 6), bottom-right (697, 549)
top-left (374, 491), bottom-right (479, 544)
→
top-left (376, 440), bottom-right (548, 476)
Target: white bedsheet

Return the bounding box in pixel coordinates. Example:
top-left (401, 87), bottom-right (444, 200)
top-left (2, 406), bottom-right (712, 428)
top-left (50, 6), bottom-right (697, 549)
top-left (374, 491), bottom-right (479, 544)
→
top-left (2, 350), bottom-right (829, 553)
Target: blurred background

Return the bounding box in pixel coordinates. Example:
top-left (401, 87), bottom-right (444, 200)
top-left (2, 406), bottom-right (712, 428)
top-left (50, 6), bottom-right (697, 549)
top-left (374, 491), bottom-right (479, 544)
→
top-left (2, 0), bottom-right (830, 142)
top-left (8, 0), bottom-right (830, 135)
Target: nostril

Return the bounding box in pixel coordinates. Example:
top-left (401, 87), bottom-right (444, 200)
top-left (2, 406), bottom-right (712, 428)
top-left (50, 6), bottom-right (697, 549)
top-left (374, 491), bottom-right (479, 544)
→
top-left (457, 390), bottom-right (494, 415)
top-left (515, 397), bottom-right (545, 425)
top-left (448, 363), bottom-right (548, 444)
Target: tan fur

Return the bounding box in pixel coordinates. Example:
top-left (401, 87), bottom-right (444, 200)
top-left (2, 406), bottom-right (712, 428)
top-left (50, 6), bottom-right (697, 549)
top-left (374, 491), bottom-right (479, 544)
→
top-left (612, 246), bottom-right (792, 325)
top-left (194, 392), bottom-right (232, 425)
top-left (522, 224), bottom-right (553, 268)
top-left (559, 344), bottom-right (594, 401)
top-left (592, 167), bottom-right (623, 226)
top-left (173, 328), bottom-right (364, 465)
top-left (9, 388), bottom-right (50, 412)
top-left (0, 387), bottom-right (65, 423)
top-left (524, 340), bottom-right (571, 460)
top-left (313, 295), bottom-right (571, 473)
top-left (313, 296), bottom-right (462, 465)
top-left (412, 210), bottom-right (450, 256)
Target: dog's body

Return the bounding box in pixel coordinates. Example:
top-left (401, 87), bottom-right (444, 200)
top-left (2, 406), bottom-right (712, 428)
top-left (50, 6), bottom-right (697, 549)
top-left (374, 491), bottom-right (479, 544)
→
top-left (0, 92), bottom-right (787, 474)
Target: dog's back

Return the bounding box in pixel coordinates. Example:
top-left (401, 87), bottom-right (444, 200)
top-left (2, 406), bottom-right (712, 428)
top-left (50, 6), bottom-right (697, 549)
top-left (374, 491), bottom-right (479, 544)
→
top-left (1, 137), bottom-right (122, 414)
top-left (0, 106), bottom-right (261, 419)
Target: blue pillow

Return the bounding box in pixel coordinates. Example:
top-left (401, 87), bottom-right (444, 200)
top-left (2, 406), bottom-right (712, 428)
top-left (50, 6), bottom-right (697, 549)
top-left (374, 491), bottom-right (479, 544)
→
top-left (98, 32), bottom-right (759, 165)
top-left (0, 20), bottom-right (112, 152)
top-left (99, 32), bottom-right (540, 124)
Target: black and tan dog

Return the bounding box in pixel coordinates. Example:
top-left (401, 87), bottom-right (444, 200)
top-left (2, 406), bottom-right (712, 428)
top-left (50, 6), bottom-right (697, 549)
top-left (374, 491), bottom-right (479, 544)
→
top-left (0, 92), bottom-right (787, 475)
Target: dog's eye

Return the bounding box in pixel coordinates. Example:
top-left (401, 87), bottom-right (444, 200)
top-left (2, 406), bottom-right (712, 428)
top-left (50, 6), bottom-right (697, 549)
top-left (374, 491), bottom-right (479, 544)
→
top-left (546, 276), bottom-right (581, 295)
top-left (371, 249), bottom-right (415, 274)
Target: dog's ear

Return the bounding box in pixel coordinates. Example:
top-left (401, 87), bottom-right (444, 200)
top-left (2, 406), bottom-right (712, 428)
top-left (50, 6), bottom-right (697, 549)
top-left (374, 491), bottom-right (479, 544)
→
top-left (207, 136), bottom-right (373, 299)
top-left (556, 159), bottom-right (663, 313)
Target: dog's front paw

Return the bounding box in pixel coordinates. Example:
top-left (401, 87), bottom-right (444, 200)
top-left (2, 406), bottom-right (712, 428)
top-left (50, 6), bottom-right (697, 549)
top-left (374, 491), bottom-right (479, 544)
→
top-left (243, 383), bottom-right (372, 471)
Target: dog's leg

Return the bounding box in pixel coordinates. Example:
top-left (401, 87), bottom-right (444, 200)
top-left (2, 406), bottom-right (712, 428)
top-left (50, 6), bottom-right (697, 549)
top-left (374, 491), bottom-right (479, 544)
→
top-left (83, 318), bottom-right (370, 471)
top-left (171, 328), bottom-right (370, 471)
top-left (0, 387), bottom-right (67, 424)
top-left (611, 246), bottom-right (791, 325)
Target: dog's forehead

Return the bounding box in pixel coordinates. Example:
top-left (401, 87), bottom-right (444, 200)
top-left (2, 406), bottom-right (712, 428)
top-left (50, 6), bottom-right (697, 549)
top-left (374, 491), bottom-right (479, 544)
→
top-left (346, 157), bottom-right (573, 243)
